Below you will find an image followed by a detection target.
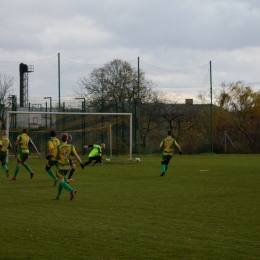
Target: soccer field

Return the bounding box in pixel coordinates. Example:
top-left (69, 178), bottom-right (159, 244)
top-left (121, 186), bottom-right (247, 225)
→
top-left (1, 154), bottom-right (259, 260)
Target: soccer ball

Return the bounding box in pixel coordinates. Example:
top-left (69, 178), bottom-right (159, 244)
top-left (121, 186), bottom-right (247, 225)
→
top-left (135, 158), bottom-right (140, 163)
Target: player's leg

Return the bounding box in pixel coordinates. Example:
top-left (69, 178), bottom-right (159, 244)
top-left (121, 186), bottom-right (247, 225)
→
top-left (68, 168), bottom-right (75, 180)
top-left (11, 152), bottom-right (26, 179)
top-left (23, 163), bottom-right (34, 179)
top-left (64, 172), bottom-right (69, 183)
top-left (84, 157), bottom-right (93, 166)
top-left (2, 163), bottom-right (9, 177)
top-left (160, 161), bottom-right (166, 176)
top-left (68, 162), bottom-right (76, 180)
top-left (1, 154), bottom-right (9, 177)
top-left (20, 153), bottom-right (34, 178)
top-left (12, 159), bottom-right (22, 180)
top-left (160, 154), bottom-right (167, 176)
top-left (93, 156), bottom-right (101, 165)
top-left (46, 161), bottom-right (58, 185)
top-left (56, 170), bottom-right (76, 200)
top-left (164, 156), bottom-right (172, 173)
top-left (56, 170), bottom-right (65, 199)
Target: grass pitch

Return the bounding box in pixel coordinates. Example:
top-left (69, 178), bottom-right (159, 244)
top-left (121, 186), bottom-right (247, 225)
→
top-left (0, 154), bottom-right (259, 259)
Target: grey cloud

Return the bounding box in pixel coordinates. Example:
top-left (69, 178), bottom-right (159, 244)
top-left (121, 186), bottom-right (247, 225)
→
top-left (1, 0), bottom-right (260, 87)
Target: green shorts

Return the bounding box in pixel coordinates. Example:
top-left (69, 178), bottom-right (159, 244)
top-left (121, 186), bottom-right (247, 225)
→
top-left (0, 152), bottom-right (7, 164)
top-left (56, 170), bottom-right (69, 178)
top-left (46, 159), bottom-right (57, 168)
top-left (17, 153), bottom-right (29, 162)
top-left (161, 154), bottom-right (172, 163)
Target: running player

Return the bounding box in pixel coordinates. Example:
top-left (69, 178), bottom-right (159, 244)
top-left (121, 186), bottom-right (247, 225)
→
top-left (11, 129), bottom-right (40, 180)
top-left (46, 130), bottom-right (59, 185)
top-left (0, 130), bottom-right (12, 177)
top-left (67, 134), bottom-right (76, 181)
top-left (159, 130), bottom-right (182, 176)
top-left (55, 133), bottom-right (84, 200)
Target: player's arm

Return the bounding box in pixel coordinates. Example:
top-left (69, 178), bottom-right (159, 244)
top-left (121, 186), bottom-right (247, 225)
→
top-left (74, 153), bottom-right (84, 169)
top-left (48, 147), bottom-right (53, 155)
top-left (175, 141), bottom-right (182, 155)
top-left (30, 139), bottom-right (40, 157)
top-left (33, 145), bottom-right (40, 157)
top-left (159, 140), bottom-right (164, 151)
top-left (46, 147), bottom-right (53, 160)
top-left (84, 144), bottom-right (93, 148)
top-left (14, 139), bottom-right (19, 153)
top-left (47, 141), bottom-right (54, 157)
top-left (71, 146), bottom-right (84, 169)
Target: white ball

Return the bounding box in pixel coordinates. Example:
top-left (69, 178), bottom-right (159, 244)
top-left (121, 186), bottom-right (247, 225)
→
top-left (135, 158), bottom-right (140, 163)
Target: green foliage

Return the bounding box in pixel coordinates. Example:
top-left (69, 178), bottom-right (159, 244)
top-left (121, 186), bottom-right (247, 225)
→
top-left (217, 81), bottom-right (260, 112)
top-left (214, 81), bottom-right (260, 152)
top-left (1, 155), bottom-right (259, 259)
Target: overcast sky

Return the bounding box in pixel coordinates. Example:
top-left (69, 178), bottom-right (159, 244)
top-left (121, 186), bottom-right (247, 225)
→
top-left (1, 0), bottom-right (260, 93)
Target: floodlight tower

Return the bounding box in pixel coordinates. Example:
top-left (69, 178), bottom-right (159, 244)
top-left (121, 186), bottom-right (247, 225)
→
top-left (19, 63), bottom-right (34, 107)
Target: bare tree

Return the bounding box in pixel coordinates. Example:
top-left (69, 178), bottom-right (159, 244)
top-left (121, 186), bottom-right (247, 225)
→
top-left (75, 59), bottom-right (155, 111)
top-left (0, 73), bottom-right (14, 129)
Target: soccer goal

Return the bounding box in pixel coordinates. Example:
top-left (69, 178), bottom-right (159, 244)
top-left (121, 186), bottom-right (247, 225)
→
top-left (6, 111), bottom-right (132, 160)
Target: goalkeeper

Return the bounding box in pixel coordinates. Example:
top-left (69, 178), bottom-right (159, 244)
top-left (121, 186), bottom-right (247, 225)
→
top-left (83, 143), bottom-right (105, 166)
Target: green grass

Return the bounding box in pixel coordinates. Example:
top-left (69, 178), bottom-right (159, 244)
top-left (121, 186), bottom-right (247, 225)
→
top-left (0, 154), bottom-right (259, 260)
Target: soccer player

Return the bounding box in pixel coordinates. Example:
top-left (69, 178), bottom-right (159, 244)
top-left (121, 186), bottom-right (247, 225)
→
top-left (55, 133), bottom-right (84, 200)
top-left (67, 134), bottom-right (76, 182)
top-left (83, 143), bottom-right (105, 166)
top-left (0, 130), bottom-right (12, 177)
top-left (11, 129), bottom-right (40, 180)
top-left (159, 130), bottom-right (182, 176)
top-left (46, 130), bottom-right (59, 185)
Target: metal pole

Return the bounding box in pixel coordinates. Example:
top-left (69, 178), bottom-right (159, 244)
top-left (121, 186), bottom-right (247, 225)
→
top-left (210, 61), bottom-right (213, 153)
top-left (224, 131), bottom-right (226, 154)
top-left (44, 97), bottom-right (52, 128)
top-left (50, 97), bottom-right (52, 128)
top-left (6, 111), bottom-right (9, 163)
top-left (58, 53), bottom-right (61, 112)
top-left (137, 57), bottom-right (140, 154)
top-left (45, 102), bottom-right (47, 129)
top-left (130, 113), bottom-right (132, 160)
top-left (75, 98), bottom-right (86, 154)
top-left (110, 124), bottom-right (112, 159)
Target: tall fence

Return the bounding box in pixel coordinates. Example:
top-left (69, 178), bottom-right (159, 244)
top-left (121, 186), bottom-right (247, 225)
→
top-left (0, 55), bottom-right (212, 154)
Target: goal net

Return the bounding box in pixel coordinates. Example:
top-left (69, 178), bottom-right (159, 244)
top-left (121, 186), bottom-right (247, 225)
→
top-left (6, 111), bottom-right (132, 160)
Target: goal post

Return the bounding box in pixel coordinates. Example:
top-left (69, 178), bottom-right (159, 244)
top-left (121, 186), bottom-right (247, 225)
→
top-left (6, 111), bottom-right (132, 160)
